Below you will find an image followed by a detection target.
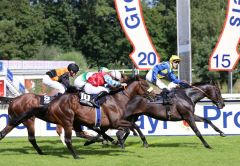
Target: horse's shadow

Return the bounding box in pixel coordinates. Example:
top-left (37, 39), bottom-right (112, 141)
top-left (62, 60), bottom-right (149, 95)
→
top-left (124, 140), bottom-right (199, 148)
top-left (0, 139), bottom-right (134, 159)
top-left (149, 142), bottom-right (199, 148)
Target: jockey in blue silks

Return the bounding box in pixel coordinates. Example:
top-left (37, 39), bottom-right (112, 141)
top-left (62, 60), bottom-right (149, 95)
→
top-left (146, 55), bottom-right (189, 104)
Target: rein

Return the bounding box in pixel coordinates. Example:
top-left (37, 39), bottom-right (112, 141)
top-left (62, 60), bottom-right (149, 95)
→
top-left (191, 85), bottom-right (219, 105)
top-left (191, 86), bottom-right (209, 98)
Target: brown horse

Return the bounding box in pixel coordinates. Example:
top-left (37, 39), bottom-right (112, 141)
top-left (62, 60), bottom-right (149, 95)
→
top-left (122, 81), bottom-right (225, 148)
top-left (0, 77), bottom-right (153, 159)
top-left (0, 91), bottom-right (96, 154)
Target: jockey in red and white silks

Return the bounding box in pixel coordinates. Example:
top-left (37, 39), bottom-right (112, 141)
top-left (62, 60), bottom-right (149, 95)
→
top-left (84, 68), bottom-right (123, 94)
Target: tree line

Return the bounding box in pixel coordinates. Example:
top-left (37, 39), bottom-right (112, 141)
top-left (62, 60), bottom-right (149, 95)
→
top-left (0, 0), bottom-right (239, 85)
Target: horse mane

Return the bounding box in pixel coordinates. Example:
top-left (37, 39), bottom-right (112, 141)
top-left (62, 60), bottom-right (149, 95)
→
top-left (65, 86), bottom-right (79, 93)
top-left (124, 75), bottom-right (145, 85)
top-left (191, 80), bottom-right (216, 86)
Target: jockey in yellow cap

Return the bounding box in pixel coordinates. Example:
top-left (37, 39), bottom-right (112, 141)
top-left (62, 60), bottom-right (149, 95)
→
top-left (146, 55), bottom-right (189, 104)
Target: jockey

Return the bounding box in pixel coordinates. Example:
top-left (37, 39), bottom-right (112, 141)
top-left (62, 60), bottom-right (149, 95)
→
top-left (74, 71), bottom-right (95, 90)
top-left (84, 67), bottom-right (126, 107)
top-left (43, 63), bottom-right (79, 94)
top-left (146, 55), bottom-right (189, 104)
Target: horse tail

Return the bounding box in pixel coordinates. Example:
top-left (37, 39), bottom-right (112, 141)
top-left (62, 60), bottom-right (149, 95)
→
top-left (0, 96), bottom-right (14, 104)
top-left (9, 106), bottom-right (48, 127)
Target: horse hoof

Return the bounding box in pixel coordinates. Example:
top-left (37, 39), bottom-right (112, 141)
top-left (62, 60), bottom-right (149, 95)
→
top-left (38, 152), bottom-right (45, 155)
top-left (112, 140), bottom-right (119, 145)
top-left (120, 145), bottom-right (125, 149)
top-left (143, 143), bottom-right (149, 148)
top-left (220, 133), bottom-right (226, 137)
top-left (74, 156), bottom-right (80, 159)
top-left (84, 140), bottom-right (95, 146)
top-left (102, 140), bottom-right (109, 145)
top-left (205, 145), bottom-right (212, 149)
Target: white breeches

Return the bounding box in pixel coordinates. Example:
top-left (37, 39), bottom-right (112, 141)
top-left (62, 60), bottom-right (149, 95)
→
top-left (74, 76), bottom-right (86, 88)
top-left (42, 75), bottom-right (66, 93)
top-left (146, 70), bottom-right (178, 90)
top-left (84, 83), bottom-right (109, 94)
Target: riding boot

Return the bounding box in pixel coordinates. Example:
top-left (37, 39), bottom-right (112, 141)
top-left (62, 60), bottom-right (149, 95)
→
top-left (54, 92), bottom-right (63, 98)
top-left (91, 91), bottom-right (108, 108)
top-left (161, 88), bottom-right (171, 105)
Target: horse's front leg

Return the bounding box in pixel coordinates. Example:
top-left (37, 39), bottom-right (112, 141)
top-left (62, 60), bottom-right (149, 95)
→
top-left (63, 126), bottom-right (79, 159)
top-left (193, 115), bottom-right (225, 137)
top-left (185, 114), bottom-right (211, 148)
top-left (25, 119), bottom-right (44, 155)
top-left (115, 120), bottom-right (135, 149)
top-left (131, 122), bottom-right (148, 148)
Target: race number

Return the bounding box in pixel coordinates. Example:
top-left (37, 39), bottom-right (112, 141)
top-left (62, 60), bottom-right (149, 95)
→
top-left (115, 0), bottom-right (160, 70)
top-left (209, 0), bottom-right (240, 71)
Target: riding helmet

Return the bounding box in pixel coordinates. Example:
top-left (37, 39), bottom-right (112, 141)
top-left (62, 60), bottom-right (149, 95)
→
top-left (99, 67), bottom-right (109, 73)
top-left (67, 63), bottom-right (79, 73)
top-left (170, 55), bottom-right (181, 63)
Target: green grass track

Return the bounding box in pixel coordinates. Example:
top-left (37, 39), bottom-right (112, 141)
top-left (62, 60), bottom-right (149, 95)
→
top-left (0, 136), bottom-right (239, 166)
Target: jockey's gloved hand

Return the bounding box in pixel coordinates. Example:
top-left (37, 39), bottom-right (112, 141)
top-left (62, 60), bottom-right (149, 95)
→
top-left (121, 83), bottom-right (127, 87)
top-left (179, 82), bottom-right (191, 88)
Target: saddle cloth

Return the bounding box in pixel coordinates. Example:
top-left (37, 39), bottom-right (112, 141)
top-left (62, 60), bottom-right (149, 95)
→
top-left (79, 92), bottom-right (106, 107)
top-left (40, 95), bottom-right (55, 105)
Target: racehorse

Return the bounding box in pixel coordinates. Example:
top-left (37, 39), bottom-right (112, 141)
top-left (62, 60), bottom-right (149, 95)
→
top-left (0, 76), bottom-right (153, 159)
top-left (0, 90), bottom-right (96, 155)
top-left (122, 81), bottom-right (225, 148)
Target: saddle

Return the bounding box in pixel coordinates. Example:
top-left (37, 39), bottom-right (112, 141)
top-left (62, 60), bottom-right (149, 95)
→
top-left (150, 90), bottom-right (174, 120)
top-left (79, 92), bottom-right (106, 108)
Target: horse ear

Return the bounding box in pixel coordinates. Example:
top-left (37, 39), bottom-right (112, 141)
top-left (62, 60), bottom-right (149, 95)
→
top-left (210, 79), bottom-right (215, 85)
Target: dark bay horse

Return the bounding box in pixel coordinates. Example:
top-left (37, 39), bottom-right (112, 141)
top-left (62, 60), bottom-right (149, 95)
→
top-left (0, 77), bottom-right (153, 159)
top-left (123, 81), bottom-right (225, 148)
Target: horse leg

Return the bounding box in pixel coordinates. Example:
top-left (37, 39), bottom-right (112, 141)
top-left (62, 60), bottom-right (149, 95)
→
top-left (0, 125), bottom-right (14, 140)
top-left (115, 120), bottom-right (134, 149)
top-left (185, 116), bottom-right (211, 148)
top-left (131, 122), bottom-right (148, 148)
top-left (91, 127), bottom-right (117, 144)
top-left (194, 115), bottom-right (225, 137)
top-left (56, 125), bottom-right (66, 146)
top-left (116, 128), bottom-right (126, 149)
top-left (63, 126), bottom-right (79, 159)
top-left (25, 120), bottom-right (44, 155)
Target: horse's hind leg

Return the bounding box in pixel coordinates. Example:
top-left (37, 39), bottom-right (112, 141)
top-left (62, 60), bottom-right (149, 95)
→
top-left (25, 120), bottom-right (44, 155)
top-left (0, 125), bottom-right (14, 140)
top-left (63, 126), bottom-right (79, 159)
top-left (185, 115), bottom-right (211, 148)
top-left (194, 115), bottom-right (225, 137)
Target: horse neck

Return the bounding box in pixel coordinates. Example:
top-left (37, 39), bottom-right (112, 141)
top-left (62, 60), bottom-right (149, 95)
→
top-left (124, 82), bottom-right (140, 99)
top-left (185, 85), bottom-right (209, 103)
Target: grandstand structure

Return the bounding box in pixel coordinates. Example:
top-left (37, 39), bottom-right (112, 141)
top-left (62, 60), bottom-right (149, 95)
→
top-left (0, 60), bottom-right (74, 97)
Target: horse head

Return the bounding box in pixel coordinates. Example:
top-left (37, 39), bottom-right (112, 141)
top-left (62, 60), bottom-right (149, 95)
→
top-left (191, 81), bottom-right (225, 109)
top-left (124, 75), bottom-right (155, 99)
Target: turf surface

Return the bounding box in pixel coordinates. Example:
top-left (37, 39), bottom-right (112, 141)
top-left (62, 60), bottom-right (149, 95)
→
top-left (0, 135), bottom-right (239, 166)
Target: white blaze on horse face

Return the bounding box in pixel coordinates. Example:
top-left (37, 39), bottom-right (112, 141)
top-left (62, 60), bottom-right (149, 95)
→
top-left (114, 0), bottom-right (160, 70)
top-left (209, 0), bottom-right (240, 71)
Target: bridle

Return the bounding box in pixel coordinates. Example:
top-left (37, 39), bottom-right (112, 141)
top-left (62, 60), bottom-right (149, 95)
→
top-left (191, 85), bottom-right (222, 106)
